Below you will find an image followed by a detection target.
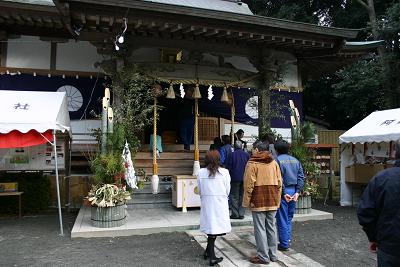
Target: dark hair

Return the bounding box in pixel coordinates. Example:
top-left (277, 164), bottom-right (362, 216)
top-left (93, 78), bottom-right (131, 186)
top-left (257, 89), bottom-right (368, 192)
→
top-left (210, 137), bottom-right (223, 151)
top-left (252, 140), bottom-right (262, 149)
top-left (221, 135), bottom-right (231, 145)
top-left (236, 129), bottom-right (244, 135)
top-left (275, 141), bottom-right (289, 155)
top-left (205, 150), bottom-right (221, 177)
top-left (255, 141), bottom-right (269, 152)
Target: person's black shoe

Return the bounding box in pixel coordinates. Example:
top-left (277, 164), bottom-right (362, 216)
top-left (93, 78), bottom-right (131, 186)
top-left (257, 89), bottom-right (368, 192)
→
top-left (209, 257), bottom-right (223, 266)
top-left (239, 215), bottom-right (245, 219)
top-left (230, 215), bottom-right (240, 219)
top-left (278, 245), bottom-right (289, 251)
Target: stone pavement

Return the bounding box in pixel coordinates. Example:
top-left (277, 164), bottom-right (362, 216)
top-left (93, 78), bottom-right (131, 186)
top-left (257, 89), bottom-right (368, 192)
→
top-left (72, 206), bottom-right (332, 238)
top-left (187, 226), bottom-right (324, 267)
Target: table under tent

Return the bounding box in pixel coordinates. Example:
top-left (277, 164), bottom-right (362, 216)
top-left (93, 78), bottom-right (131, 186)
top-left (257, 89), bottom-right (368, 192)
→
top-left (339, 108), bottom-right (400, 206)
top-left (0, 90), bottom-right (71, 235)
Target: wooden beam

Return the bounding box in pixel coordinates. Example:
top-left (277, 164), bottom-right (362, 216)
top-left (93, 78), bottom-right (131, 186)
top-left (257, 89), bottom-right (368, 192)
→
top-left (109, 16), bottom-right (114, 27)
top-left (182, 26), bottom-right (195, 34)
top-left (1, 40), bottom-right (7, 67)
top-left (52, 0), bottom-right (75, 37)
top-left (193, 27), bottom-right (207, 36)
top-left (134, 19), bottom-right (142, 29)
top-left (170, 24), bottom-right (182, 33)
top-left (50, 42), bottom-right (57, 70)
top-left (159, 22), bottom-right (169, 31)
top-left (204, 29), bottom-right (219, 37)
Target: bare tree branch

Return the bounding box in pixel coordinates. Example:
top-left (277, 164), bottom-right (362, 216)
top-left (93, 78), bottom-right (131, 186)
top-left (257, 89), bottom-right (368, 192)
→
top-left (354, 0), bottom-right (369, 10)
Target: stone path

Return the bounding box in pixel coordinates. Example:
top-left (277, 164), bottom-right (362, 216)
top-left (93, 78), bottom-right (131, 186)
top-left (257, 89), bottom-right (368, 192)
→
top-left (187, 226), bottom-right (324, 267)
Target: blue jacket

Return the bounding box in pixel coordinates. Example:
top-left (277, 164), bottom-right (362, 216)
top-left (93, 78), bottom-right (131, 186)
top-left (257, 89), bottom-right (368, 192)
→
top-left (225, 148), bottom-right (250, 182)
top-left (276, 154), bottom-right (304, 194)
top-left (220, 144), bottom-right (233, 165)
top-left (357, 160), bottom-right (400, 256)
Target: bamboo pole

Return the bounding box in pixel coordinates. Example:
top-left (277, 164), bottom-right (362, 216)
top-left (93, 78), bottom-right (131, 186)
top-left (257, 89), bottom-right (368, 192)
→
top-left (152, 97), bottom-right (159, 194)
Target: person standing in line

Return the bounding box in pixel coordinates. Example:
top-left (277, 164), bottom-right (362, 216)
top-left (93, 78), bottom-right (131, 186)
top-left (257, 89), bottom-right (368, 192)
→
top-left (209, 136), bottom-right (223, 151)
top-left (275, 140), bottom-right (304, 251)
top-left (235, 129), bottom-right (247, 150)
top-left (357, 142), bottom-right (400, 267)
top-left (220, 135), bottom-right (233, 166)
top-left (225, 140), bottom-right (250, 219)
top-left (243, 141), bottom-right (282, 264)
top-left (197, 150), bottom-right (231, 266)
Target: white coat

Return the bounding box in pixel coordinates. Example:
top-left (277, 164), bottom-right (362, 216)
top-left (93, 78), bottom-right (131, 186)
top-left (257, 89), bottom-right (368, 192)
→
top-left (197, 167), bottom-right (232, 235)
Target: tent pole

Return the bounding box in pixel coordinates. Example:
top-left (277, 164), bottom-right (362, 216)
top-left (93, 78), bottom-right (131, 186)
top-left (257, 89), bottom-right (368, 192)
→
top-left (53, 130), bottom-right (64, 236)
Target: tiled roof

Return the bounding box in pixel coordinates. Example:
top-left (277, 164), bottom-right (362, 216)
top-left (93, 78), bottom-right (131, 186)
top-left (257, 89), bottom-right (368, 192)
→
top-left (143, 0), bottom-right (253, 15)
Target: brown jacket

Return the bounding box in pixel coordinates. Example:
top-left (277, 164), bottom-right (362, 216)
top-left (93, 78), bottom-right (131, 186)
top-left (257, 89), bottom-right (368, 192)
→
top-left (242, 151), bottom-right (282, 212)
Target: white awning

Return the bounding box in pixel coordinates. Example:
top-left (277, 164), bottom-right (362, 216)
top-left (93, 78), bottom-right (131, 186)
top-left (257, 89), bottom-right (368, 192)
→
top-left (0, 90), bottom-right (71, 135)
top-left (339, 108), bottom-right (400, 144)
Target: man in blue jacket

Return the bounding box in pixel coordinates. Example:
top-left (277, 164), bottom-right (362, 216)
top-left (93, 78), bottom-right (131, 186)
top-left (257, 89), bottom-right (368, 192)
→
top-left (275, 140), bottom-right (304, 251)
top-left (225, 140), bottom-right (249, 219)
top-left (357, 143), bottom-right (400, 266)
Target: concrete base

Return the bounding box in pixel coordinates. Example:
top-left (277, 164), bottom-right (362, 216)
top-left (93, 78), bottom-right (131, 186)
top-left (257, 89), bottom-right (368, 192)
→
top-left (71, 207), bottom-right (332, 238)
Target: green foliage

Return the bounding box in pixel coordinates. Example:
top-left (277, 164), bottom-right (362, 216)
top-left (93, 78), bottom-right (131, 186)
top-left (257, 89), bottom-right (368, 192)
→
top-left (112, 64), bottom-right (155, 154)
top-left (0, 173), bottom-right (50, 214)
top-left (89, 152), bottom-right (125, 185)
top-left (333, 59), bottom-right (386, 123)
top-left (290, 141), bottom-right (321, 199)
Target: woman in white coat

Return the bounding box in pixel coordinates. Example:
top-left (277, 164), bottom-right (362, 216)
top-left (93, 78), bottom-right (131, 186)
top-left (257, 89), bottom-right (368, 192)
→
top-left (197, 150), bottom-right (231, 266)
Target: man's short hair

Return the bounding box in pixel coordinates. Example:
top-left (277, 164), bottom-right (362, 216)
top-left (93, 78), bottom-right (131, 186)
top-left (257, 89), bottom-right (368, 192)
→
top-left (237, 129), bottom-right (244, 135)
top-left (234, 140), bottom-right (243, 150)
top-left (255, 141), bottom-right (269, 152)
top-left (221, 135), bottom-right (230, 145)
top-left (275, 141), bottom-right (289, 155)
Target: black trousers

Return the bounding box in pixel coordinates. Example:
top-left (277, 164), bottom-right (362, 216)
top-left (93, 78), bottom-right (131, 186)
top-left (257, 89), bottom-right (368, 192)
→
top-left (378, 249), bottom-right (400, 267)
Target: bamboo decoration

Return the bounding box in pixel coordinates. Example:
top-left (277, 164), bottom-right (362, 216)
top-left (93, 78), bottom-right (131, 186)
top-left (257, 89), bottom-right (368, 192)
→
top-left (152, 97), bottom-right (159, 194)
top-left (182, 180), bottom-right (187, 213)
top-left (194, 98), bottom-right (200, 161)
top-left (101, 93), bottom-right (109, 154)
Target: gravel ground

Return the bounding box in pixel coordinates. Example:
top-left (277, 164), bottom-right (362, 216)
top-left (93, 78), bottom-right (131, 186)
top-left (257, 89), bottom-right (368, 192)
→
top-left (0, 212), bottom-right (205, 267)
top-left (291, 201), bottom-right (377, 267)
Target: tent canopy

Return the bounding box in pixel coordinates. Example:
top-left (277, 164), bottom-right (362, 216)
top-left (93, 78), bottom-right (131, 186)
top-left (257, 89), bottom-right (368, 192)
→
top-left (0, 90), bottom-right (71, 135)
top-left (339, 108), bottom-right (400, 144)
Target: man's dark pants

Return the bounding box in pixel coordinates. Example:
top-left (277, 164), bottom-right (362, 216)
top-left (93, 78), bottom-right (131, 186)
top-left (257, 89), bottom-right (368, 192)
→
top-left (378, 249), bottom-right (400, 267)
top-left (230, 181), bottom-right (245, 217)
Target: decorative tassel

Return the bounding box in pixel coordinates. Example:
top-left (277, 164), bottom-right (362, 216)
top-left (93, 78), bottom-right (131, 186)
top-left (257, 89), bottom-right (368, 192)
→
top-left (193, 83), bottom-right (201, 99)
top-left (166, 83), bottom-right (175, 99)
top-left (221, 86), bottom-right (229, 103)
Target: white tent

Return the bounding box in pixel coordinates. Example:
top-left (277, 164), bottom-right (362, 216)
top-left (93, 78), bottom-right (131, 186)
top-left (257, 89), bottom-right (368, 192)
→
top-left (0, 90), bottom-right (71, 235)
top-left (339, 108), bottom-right (400, 206)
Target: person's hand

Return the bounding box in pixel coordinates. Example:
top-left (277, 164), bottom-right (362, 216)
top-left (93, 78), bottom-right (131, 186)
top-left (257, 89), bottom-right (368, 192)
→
top-left (292, 193), bottom-right (300, 202)
top-left (284, 194), bottom-right (292, 202)
top-left (369, 242), bottom-right (377, 253)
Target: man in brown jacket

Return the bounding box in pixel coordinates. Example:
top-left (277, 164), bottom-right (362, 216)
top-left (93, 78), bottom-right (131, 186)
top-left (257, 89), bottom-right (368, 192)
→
top-left (243, 141), bottom-right (283, 264)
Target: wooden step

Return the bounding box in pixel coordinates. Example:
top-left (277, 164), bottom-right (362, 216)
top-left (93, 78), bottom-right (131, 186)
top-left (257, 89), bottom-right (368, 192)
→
top-left (135, 152), bottom-right (205, 160)
top-left (138, 167), bottom-right (194, 176)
